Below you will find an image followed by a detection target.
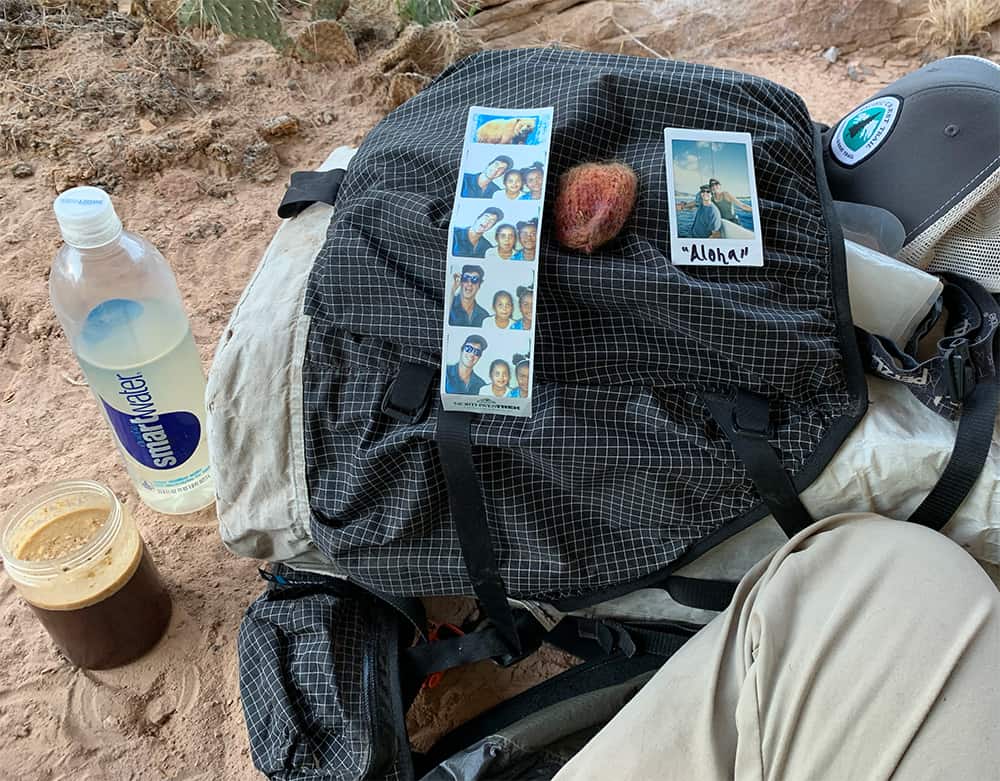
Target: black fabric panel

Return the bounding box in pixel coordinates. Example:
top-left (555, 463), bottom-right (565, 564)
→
top-left (302, 49), bottom-right (868, 602)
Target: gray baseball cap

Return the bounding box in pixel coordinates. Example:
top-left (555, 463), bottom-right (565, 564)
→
top-left (822, 56), bottom-right (1000, 289)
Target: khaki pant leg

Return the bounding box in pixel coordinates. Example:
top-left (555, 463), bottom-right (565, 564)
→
top-left (552, 512), bottom-right (1000, 781)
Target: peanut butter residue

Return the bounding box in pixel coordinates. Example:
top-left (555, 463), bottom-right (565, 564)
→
top-left (15, 508), bottom-right (107, 561)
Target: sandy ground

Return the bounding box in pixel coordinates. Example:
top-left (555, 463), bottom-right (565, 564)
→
top-left (0, 9), bottom-right (948, 779)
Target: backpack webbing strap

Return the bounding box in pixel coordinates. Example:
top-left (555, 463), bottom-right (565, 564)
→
top-left (436, 409), bottom-right (521, 655)
top-left (909, 376), bottom-right (999, 528)
top-left (403, 611), bottom-right (545, 678)
top-left (704, 390), bottom-right (814, 538)
top-left (906, 275), bottom-right (1000, 529)
top-left (276, 169), bottom-right (346, 219)
top-left (664, 575), bottom-right (737, 611)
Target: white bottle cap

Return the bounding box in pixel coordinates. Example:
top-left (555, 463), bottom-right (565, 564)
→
top-left (53, 186), bottom-right (123, 249)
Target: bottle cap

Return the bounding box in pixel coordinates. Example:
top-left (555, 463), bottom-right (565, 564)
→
top-left (53, 186), bottom-right (123, 249)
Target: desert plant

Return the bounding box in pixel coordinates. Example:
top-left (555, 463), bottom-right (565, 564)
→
top-left (312, 0), bottom-right (348, 19)
top-left (398, 0), bottom-right (474, 26)
top-left (178, 0), bottom-right (293, 51)
top-left (920, 0), bottom-right (1000, 53)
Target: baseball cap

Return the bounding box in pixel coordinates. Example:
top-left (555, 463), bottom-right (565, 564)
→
top-left (822, 56), bottom-right (1000, 289)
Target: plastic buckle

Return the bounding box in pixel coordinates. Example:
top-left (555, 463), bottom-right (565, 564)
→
top-left (380, 392), bottom-right (429, 424)
top-left (380, 364), bottom-right (436, 424)
top-left (942, 339), bottom-right (975, 402)
top-left (576, 619), bottom-right (637, 659)
top-left (730, 393), bottom-right (771, 441)
top-left (258, 567), bottom-right (289, 586)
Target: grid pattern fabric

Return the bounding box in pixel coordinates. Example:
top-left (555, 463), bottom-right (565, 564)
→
top-left (238, 570), bottom-right (405, 780)
top-left (302, 49), bottom-right (864, 602)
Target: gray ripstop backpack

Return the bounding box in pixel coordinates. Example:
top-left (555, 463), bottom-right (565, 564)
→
top-left (214, 50), bottom-right (1000, 780)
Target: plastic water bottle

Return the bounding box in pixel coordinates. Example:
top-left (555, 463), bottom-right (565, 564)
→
top-left (49, 186), bottom-right (214, 515)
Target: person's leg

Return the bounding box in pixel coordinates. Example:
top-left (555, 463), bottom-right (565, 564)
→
top-left (553, 512), bottom-right (1000, 781)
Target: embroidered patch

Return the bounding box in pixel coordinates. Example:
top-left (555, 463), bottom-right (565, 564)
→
top-left (831, 96), bottom-right (901, 167)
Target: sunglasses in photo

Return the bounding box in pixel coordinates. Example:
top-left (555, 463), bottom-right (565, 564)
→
top-left (462, 344), bottom-right (483, 356)
top-left (461, 274), bottom-right (482, 284)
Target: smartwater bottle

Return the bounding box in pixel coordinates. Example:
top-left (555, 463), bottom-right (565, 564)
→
top-left (49, 186), bottom-right (214, 515)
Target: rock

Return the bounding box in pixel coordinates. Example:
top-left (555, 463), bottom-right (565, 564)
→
top-left (847, 63), bottom-right (865, 82)
top-left (295, 20), bottom-right (359, 65)
top-left (462, 0), bottom-right (934, 59)
top-left (11, 162), bottom-right (34, 178)
top-left (145, 697), bottom-right (175, 727)
top-left (258, 114), bottom-right (300, 140)
top-left (138, 118), bottom-right (157, 133)
top-left (822, 46), bottom-right (839, 63)
top-left (241, 141), bottom-right (280, 183)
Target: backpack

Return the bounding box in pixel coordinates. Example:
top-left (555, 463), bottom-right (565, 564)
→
top-left (207, 50), bottom-right (1000, 780)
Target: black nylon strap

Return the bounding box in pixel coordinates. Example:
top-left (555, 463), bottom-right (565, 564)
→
top-left (404, 611), bottom-right (545, 677)
top-left (276, 169), bottom-right (346, 219)
top-left (907, 275), bottom-right (1000, 529)
top-left (435, 409), bottom-right (521, 654)
top-left (381, 363), bottom-right (437, 423)
top-left (705, 391), bottom-right (814, 538)
top-left (627, 624), bottom-right (695, 658)
top-left (664, 575), bottom-right (738, 612)
top-left (909, 378), bottom-right (999, 529)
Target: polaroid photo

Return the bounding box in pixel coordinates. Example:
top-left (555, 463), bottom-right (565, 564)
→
top-left (664, 129), bottom-right (764, 267)
top-left (459, 146), bottom-right (549, 203)
top-left (444, 262), bottom-right (535, 333)
top-left (441, 329), bottom-right (533, 416)
top-left (450, 199), bottom-right (542, 263)
top-left (466, 107), bottom-right (553, 148)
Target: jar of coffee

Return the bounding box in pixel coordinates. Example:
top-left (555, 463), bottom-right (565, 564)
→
top-left (1, 480), bottom-right (172, 669)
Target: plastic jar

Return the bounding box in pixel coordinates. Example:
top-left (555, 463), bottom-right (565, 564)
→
top-left (1, 480), bottom-right (172, 669)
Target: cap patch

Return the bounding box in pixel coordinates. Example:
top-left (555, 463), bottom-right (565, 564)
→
top-left (831, 96), bottom-right (901, 167)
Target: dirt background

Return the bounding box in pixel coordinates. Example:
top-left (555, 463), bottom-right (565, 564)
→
top-left (0, 1), bottom-right (997, 778)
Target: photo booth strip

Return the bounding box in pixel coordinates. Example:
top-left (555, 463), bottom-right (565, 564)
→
top-left (441, 106), bottom-right (554, 417)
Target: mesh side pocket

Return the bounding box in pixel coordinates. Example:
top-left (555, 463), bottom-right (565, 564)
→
top-left (238, 567), bottom-right (409, 780)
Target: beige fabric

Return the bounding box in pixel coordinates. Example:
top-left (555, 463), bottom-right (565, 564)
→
top-left (554, 513), bottom-right (1000, 781)
top-left (206, 147), bottom-right (356, 575)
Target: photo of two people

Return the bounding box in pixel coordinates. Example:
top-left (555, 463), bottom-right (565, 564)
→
top-left (460, 148), bottom-right (546, 202)
top-left (671, 140), bottom-right (756, 240)
top-left (444, 333), bottom-right (532, 399)
top-left (451, 204), bottom-right (540, 262)
top-left (447, 263), bottom-right (534, 333)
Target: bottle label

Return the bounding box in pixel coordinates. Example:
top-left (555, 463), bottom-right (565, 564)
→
top-left (101, 371), bottom-right (201, 470)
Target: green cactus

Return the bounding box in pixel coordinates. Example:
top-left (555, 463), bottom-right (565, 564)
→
top-left (178, 0), bottom-right (293, 52)
top-left (312, 0), bottom-right (349, 21)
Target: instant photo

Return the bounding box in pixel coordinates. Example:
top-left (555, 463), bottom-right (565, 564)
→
top-left (664, 129), bottom-right (764, 267)
top-left (441, 330), bottom-right (533, 415)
